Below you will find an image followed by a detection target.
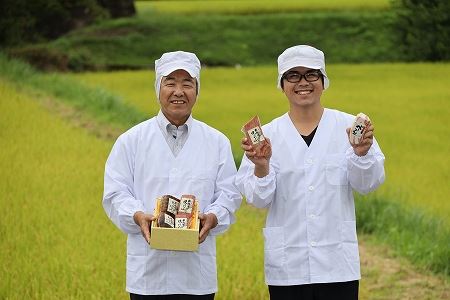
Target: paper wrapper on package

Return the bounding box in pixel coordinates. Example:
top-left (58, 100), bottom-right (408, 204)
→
top-left (159, 195), bottom-right (180, 217)
top-left (176, 195), bottom-right (196, 228)
top-left (150, 195), bottom-right (200, 251)
top-left (158, 213), bottom-right (175, 228)
top-left (241, 115), bottom-right (270, 157)
top-left (179, 195), bottom-right (195, 214)
top-left (349, 113), bottom-right (371, 144)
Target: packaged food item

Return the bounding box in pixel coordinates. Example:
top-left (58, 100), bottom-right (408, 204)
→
top-left (179, 195), bottom-right (195, 214)
top-left (160, 195), bottom-right (180, 217)
top-left (176, 195), bottom-right (195, 229)
top-left (151, 194), bottom-right (200, 251)
top-left (158, 213), bottom-right (175, 228)
top-left (174, 213), bottom-right (190, 229)
top-left (350, 113), bottom-right (371, 144)
top-left (241, 115), bottom-right (269, 157)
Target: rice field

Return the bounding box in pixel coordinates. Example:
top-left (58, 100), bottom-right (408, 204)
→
top-left (136, 0), bottom-right (391, 16)
top-left (1, 60), bottom-right (449, 298)
top-left (0, 80), bottom-right (127, 299)
top-left (69, 63), bottom-right (450, 222)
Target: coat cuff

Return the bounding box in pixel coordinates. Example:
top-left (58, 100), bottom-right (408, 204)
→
top-left (204, 205), bottom-right (231, 236)
top-left (345, 147), bottom-right (377, 170)
top-left (118, 200), bottom-right (145, 233)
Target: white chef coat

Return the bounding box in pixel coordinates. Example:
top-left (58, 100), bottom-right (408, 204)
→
top-left (103, 113), bottom-right (242, 295)
top-left (235, 108), bottom-right (385, 286)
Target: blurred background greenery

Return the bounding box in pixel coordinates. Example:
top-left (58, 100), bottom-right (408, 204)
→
top-left (1, 0), bottom-right (449, 71)
top-left (0, 0), bottom-right (449, 299)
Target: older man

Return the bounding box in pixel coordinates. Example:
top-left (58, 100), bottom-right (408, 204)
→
top-left (235, 45), bottom-right (385, 300)
top-left (103, 51), bottom-right (241, 299)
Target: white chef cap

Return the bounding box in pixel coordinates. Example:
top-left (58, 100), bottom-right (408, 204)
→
top-left (277, 45), bottom-right (329, 90)
top-left (154, 51), bottom-right (201, 100)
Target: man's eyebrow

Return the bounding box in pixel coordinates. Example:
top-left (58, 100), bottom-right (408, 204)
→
top-left (182, 78), bottom-right (195, 83)
top-left (163, 76), bottom-right (195, 82)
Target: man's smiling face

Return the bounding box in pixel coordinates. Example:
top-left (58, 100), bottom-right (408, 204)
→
top-left (159, 69), bottom-right (197, 126)
top-left (282, 66), bottom-right (324, 109)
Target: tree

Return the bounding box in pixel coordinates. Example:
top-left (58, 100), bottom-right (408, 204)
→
top-left (0, 0), bottom-right (136, 47)
top-left (391, 0), bottom-right (450, 61)
top-left (98, 0), bottom-right (136, 18)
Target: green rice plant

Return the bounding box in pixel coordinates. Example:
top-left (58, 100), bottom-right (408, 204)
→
top-left (0, 53), bottom-right (146, 129)
top-left (356, 195), bottom-right (450, 276)
top-left (1, 60), bottom-right (448, 300)
top-left (70, 63), bottom-right (450, 224)
top-left (8, 10), bottom-right (397, 71)
top-left (216, 204), bottom-right (267, 299)
top-left (0, 80), bottom-right (127, 299)
top-left (136, 0), bottom-right (391, 16)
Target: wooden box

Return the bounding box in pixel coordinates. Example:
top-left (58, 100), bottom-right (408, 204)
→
top-left (150, 197), bottom-right (200, 252)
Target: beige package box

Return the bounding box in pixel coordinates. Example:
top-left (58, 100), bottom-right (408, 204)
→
top-left (150, 197), bottom-right (200, 252)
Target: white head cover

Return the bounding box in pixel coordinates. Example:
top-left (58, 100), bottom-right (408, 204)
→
top-left (154, 51), bottom-right (201, 100)
top-left (277, 45), bottom-right (329, 90)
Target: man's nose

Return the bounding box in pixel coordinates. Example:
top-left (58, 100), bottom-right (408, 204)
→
top-left (173, 84), bottom-right (183, 96)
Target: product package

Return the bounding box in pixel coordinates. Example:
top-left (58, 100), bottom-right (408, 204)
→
top-left (241, 115), bottom-right (270, 157)
top-left (150, 194), bottom-right (199, 251)
top-left (349, 113), bottom-right (371, 144)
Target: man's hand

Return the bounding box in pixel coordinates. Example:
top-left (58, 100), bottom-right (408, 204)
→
top-left (347, 122), bottom-right (374, 157)
top-left (241, 137), bottom-right (272, 178)
top-left (133, 211), bottom-right (156, 244)
top-left (198, 213), bottom-right (218, 244)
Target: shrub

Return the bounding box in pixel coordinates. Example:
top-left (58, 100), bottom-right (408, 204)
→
top-left (0, 0), bottom-right (136, 47)
top-left (391, 0), bottom-right (450, 61)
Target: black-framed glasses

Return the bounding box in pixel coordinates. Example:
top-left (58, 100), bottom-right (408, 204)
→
top-left (283, 70), bottom-right (322, 83)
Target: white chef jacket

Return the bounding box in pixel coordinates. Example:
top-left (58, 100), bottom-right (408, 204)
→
top-left (103, 113), bottom-right (242, 295)
top-left (235, 108), bottom-right (385, 286)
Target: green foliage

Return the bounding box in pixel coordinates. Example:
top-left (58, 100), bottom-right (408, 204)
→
top-left (356, 195), bottom-right (450, 276)
top-left (68, 63), bottom-right (450, 277)
top-left (0, 53), bottom-right (146, 129)
top-left (1, 55), bottom-right (449, 278)
top-left (391, 0), bottom-right (450, 61)
top-left (0, 0), bottom-right (108, 46)
top-left (0, 0), bottom-right (136, 47)
top-left (0, 81), bottom-right (127, 299)
top-left (1, 57), bottom-right (449, 299)
top-left (98, 0), bottom-right (136, 18)
top-left (136, 0), bottom-right (391, 15)
top-left (70, 64), bottom-right (450, 225)
top-left (8, 11), bottom-right (398, 71)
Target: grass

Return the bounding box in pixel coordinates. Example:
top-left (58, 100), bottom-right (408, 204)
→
top-left (7, 10), bottom-right (397, 71)
top-left (69, 63), bottom-right (450, 224)
top-left (136, 0), bottom-right (391, 15)
top-left (0, 53), bottom-right (146, 129)
top-left (356, 195), bottom-right (450, 276)
top-left (0, 58), bottom-right (448, 299)
top-left (0, 80), bottom-right (127, 299)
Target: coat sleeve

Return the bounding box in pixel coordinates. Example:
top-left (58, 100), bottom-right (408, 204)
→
top-left (345, 137), bottom-right (386, 195)
top-left (204, 137), bottom-right (242, 236)
top-left (235, 154), bottom-right (277, 209)
top-left (103, 134), bottom-right (144, 234)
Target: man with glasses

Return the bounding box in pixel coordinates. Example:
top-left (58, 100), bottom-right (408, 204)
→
top-left (235, 45), bottom-right (385, 300)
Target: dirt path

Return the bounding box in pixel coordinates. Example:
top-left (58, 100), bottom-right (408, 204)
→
top-left (359, 235), bottom-right (449, 300)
